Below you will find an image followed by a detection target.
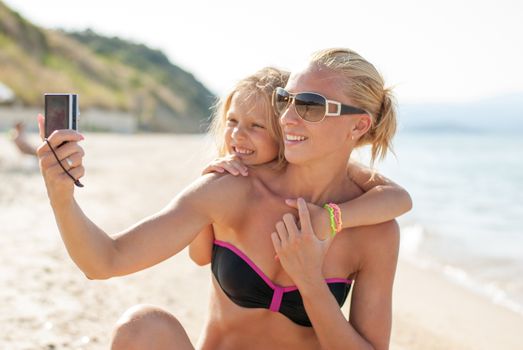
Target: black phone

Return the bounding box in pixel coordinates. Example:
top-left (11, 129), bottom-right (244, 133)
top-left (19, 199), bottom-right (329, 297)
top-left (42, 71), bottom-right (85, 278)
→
top-left (44, 93), bottom-right (80, 138)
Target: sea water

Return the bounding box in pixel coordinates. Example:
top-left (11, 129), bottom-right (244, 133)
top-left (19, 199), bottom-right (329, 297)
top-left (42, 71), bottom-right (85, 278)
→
top-left (370, 130), bottom-right (523, 315)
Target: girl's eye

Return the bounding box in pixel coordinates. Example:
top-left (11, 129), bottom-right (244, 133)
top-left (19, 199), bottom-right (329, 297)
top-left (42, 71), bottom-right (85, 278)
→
top-left (252, 123), bottom-right (265, 129)
top-left (227, 118), bottom-right (238, 124)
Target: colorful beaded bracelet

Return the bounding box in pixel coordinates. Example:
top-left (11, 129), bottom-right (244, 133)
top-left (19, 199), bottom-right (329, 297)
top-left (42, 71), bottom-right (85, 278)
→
top-left (323, 203), bottom-right (342, 237)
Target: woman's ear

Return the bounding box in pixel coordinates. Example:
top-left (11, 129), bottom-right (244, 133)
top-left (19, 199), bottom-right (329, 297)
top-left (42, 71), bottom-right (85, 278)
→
top-left (349, 114), bottom-right (372, 140)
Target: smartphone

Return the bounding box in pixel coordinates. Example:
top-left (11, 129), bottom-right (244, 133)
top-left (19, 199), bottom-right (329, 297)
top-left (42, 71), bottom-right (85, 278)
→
top-left (44, 93), bottom-right (80, 138)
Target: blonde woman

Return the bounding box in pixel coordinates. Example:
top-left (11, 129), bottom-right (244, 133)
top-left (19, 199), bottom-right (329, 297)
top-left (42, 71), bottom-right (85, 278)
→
top-left (38, 48), bottom-right (405, 350)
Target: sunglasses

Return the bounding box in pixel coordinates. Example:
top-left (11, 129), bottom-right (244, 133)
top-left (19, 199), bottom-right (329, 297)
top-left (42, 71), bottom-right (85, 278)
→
top-left (272, 87), bottom-right (368, 123)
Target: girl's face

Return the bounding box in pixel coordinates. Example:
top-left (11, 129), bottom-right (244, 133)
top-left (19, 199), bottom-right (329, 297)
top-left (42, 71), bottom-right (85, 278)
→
top-left (224, 91), bottom-right (279, 165)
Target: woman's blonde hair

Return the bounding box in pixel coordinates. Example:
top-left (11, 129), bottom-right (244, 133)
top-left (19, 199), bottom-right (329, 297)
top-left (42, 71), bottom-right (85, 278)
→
top-left (209, 67), bottom-right (289, 168)
top-left (310, 48), bottom-right (397, 166)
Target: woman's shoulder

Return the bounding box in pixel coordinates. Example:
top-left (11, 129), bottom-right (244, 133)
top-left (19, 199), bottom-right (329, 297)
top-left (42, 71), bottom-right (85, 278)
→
top-left (342, 220), bottom-right (400, 266)
top-left (172, 172), bottom-right (255, 224)
top-left (188, 172), bottom-right (254, 201)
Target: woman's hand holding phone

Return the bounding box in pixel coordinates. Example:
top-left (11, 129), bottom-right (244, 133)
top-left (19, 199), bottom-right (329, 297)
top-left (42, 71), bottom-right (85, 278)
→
top-left (36, 114), bottom-right (85, 206)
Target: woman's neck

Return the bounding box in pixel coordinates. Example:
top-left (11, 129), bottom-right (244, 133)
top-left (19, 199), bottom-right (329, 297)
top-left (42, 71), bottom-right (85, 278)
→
top-left (279, 153), bottom-right (355, 205)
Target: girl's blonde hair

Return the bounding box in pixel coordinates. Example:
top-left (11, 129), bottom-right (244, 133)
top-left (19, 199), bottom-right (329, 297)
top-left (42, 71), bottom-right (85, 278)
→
top-left (310, 48), bottom-right (397, 166)
top-left (209, 67), bottom-right (289, 168)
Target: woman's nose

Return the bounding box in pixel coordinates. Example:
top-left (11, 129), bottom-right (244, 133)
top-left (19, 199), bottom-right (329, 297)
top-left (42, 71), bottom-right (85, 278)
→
top-left (279, 103), bottom-right (300, 127)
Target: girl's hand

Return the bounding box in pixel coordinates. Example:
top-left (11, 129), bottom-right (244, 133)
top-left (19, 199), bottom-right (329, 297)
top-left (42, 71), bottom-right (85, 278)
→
top-left (201, 155), bottom-right (248, 176)
top-left (271, 198), bottom-right (333, 288)
top-left (36, 114), bottom-right (85, 204)
top-left (285, 198), bottom-right (332, 240)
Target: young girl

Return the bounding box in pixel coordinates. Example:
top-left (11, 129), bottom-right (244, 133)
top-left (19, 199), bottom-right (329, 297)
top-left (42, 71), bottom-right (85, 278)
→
top-left (189, 67), bottom-right (411, 265)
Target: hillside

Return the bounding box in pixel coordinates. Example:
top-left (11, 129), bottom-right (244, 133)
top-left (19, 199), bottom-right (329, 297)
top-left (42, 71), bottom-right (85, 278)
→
top-left (0, 1), bottom-right (215, 132)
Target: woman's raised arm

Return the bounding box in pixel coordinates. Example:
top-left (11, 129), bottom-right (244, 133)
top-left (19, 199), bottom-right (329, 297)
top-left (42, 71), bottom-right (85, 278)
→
top-left (37, 115), bottom-right (241, 280)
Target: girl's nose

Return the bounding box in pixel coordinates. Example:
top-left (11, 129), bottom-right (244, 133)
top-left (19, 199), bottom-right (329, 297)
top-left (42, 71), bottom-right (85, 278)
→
top-left (231, 125), bottom-right (246, 140)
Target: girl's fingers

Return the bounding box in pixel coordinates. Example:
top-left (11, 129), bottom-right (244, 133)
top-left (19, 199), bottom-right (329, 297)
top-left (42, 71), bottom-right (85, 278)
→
top-left (201, 165), bottom-right (212, 174)
top-left (297, 198), bottom-right (314, 235)
top-left (221, 163), bottom-right (240, 175)
top-left (282, 213), bottom-right (298, 241)
top-left (203, 157), bottom-right (249, 176)
top-left (202, 165), bottom-right (225, 175)
top-left (229, 160), bottom-right (248, 176)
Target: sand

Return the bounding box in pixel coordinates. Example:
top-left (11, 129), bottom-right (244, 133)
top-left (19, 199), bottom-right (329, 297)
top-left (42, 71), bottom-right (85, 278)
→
top-left (1, 133), bottom-right (522, 349)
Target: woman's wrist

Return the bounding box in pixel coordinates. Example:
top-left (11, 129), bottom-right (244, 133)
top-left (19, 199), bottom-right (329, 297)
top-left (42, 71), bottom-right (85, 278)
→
top-left (297, 273), bottom-right (330, 299)
top-left (49, 193), bottom-right (75, 211)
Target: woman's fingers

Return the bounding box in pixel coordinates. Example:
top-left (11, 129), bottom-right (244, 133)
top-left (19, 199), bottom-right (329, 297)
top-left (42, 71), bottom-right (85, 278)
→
top-left (282, 213), bottom-right (298, 241)
top-left (284, 198), bottom-right (315, 236)
top-left (275, 220), bottom-right (289, 245)
top-left (63, 152), bottom-right (83, 170)
top-left (44, 161), bottom-right (85, 183)
top-left (39, 142), bottom-right (84, 169)
top-left (271, 232), bottom-right (282, 254)
top-left (37, 113), bottom-right (45, 140)
top-left (55, 142), bottom-right (84, 161)
top-left (297, 198), bottom-right (314, 235)
top-left (45, 129), bottom-right (84, 149)
top-left (284, 198), bottom-right (298, 209)
top-left (37, 131), bottom-right (84, 164)
top-left (67, 164), bottom-right (85, 180)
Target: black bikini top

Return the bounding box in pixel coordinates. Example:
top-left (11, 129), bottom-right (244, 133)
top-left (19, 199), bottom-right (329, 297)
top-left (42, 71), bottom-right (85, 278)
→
top-left (211, 240), bottom-right (352, 327)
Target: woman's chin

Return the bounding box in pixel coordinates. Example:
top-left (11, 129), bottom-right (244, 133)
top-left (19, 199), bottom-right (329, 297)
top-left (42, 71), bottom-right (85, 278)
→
top-left (284, 150), bottom-right (308, 165)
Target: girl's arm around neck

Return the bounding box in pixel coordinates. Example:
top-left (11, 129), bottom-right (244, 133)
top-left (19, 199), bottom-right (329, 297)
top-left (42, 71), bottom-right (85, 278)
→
top-left (343, 161), bottom-right (412, 228)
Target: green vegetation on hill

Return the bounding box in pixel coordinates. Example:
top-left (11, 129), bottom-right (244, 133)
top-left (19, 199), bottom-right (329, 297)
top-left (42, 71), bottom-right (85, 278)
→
top-left (0, 1), bottom-right (215, 132)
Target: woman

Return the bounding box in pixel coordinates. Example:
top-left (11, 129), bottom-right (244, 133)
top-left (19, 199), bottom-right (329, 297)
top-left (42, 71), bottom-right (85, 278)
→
top-left (37, 48), bottom-right (402, 350)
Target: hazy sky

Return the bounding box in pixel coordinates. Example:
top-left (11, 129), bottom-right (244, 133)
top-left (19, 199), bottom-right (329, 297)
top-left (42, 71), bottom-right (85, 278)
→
top-left (4, 0), bottom-right (523, 103)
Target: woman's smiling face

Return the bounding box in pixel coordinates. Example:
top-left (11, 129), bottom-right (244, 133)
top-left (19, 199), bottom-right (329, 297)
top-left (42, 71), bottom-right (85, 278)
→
top-left (279, 64), bottom-right (359, 165)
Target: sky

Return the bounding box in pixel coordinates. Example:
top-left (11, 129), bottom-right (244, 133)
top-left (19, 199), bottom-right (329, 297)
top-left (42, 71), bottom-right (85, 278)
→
top-left (4, 0), bottom-right (523, 103)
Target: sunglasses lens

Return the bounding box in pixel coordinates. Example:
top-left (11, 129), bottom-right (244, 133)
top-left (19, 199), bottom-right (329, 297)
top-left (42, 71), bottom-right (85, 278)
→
top-left (294, 93), bottom-right (326, 122)
top-left (273, 87), bottom-right (290, 115)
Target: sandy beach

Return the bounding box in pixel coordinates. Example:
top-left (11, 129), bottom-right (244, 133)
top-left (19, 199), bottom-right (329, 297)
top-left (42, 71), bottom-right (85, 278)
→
top-left (1, 133), bottom-right (522, 349)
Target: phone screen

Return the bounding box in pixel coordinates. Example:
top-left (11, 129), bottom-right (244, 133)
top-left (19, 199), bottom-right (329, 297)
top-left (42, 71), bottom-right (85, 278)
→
top-left (45, 95), bottom-right (69, 138)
